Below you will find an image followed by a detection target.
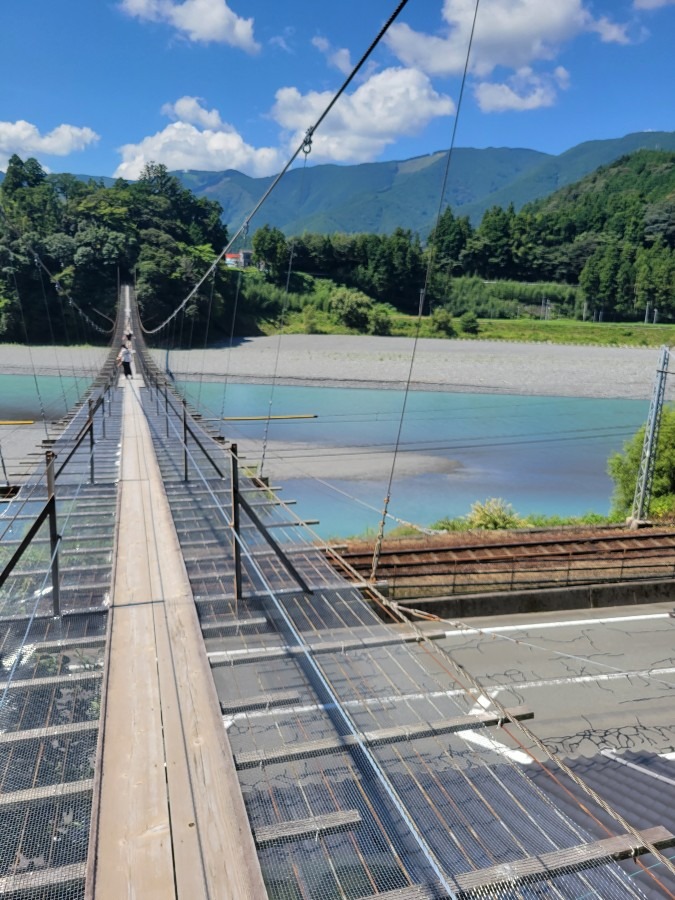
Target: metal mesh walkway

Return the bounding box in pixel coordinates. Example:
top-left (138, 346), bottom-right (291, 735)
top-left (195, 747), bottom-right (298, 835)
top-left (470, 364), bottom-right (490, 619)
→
top-left (135, 368), bottom-right (661, 899)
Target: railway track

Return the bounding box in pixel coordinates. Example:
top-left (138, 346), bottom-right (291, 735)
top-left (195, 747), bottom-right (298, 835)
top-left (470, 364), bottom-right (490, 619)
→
top-left (326, 527), bottom-right (675, 595)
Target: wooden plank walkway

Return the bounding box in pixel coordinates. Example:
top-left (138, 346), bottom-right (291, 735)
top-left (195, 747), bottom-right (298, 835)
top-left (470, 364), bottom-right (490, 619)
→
top-left (88, 377), bottom-right (266, 899)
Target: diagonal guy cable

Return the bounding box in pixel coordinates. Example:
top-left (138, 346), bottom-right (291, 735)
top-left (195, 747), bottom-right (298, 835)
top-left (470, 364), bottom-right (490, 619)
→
top-left (140, 0), bottom-right (413, 336)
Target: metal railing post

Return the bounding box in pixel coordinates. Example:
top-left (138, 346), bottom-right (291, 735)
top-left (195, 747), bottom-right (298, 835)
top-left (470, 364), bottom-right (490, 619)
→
top-left (165, 382), bottom-right (169, 438)
top-left (100, 391), bottom-right (107, 440)
top-left (230, 443), bottom-right (242, 601)
top-left (46, 451), bottom-right (61, 618)
top-left (88, 398), bottom-right (95, 484)
top-left (183, 399), bottom-right (188, 482)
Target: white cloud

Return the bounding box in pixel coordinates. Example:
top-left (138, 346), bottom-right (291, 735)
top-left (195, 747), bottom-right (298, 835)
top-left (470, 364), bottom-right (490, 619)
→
top-left (589, 16), bottom-right (631, 43)
top-left (475, 66), bottom-right (570, 112)
top-left (119, 0), bottom-right (259, 51)
top-left (161, 96), bottom-right (223, 129)
top-left (271, 67), bottom-right (454, 163)
top-left (312, 36), bottom-right (353, 75)
top-left (270, 34), bottom-right (292, 53)
top-left (0, 120), bottom-right (99, 170)
top-left (386, 0), bottom-right (628, 77)
top-left (114, 99), bottom-right (281, 178)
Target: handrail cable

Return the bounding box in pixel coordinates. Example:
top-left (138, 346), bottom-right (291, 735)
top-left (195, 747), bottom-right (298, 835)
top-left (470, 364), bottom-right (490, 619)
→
top-left (138, 0), bottom-right (413, 337)
top-left (0, 439), bottom-right (98, 707)
top-left (369, 0), bottom-right (482, 581)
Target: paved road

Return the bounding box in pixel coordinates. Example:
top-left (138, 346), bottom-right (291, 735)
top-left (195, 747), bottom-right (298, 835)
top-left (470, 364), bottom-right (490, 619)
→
top-left (432, 601), bottom-right (675, 760)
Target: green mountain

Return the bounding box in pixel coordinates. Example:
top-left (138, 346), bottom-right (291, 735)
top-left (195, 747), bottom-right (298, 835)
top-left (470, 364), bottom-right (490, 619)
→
top-left (177, 147), bottom-right (546, 238)
top-left (176, 130), bottom-right (675, 237)
top-left (459, 130), bottom-right (675, 224)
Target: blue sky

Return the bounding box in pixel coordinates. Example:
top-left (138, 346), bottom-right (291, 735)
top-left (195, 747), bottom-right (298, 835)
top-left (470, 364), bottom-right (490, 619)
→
top-left (2, 0), bottom-right (674, 179)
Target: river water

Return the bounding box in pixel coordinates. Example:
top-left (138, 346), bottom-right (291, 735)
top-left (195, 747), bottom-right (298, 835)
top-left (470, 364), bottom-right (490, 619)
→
top-left (0, 374), bottom-right (648, 538)
top-left (180, 381), bottom-right (648, 539)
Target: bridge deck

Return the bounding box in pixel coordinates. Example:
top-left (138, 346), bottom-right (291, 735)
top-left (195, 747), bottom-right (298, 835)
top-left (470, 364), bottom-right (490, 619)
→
top-left (2, 304), bottom-right (674, 899)
top-left (89, 377), bottom-right (265, 898)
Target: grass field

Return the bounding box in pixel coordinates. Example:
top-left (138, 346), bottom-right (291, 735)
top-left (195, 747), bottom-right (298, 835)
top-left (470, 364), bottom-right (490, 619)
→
top-left (276, 308), bottom-right (675, 348)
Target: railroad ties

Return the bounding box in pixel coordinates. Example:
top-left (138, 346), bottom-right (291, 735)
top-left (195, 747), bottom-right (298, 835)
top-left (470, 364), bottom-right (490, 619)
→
top-left (332, 528), bottom-right (675, 601)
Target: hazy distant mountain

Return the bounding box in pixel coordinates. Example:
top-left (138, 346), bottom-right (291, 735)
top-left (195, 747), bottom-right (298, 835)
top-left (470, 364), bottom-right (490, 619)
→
top-left (176, 147), bottom-right (547, 238)
top-left (176, 130), bottom-right (675, 238)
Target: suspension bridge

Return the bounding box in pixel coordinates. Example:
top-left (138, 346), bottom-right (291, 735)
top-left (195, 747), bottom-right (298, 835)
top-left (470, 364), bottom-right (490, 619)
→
top-left (0, 286), bottom-right (674, 900)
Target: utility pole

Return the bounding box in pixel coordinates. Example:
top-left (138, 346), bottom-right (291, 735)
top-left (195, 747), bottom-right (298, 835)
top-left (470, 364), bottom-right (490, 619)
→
top-left (630, 345), bottom-right (670, 526)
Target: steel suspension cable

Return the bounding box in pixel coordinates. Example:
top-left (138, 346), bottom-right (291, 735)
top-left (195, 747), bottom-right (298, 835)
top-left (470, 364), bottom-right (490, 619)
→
top-left (258, 148), bottom-right (312, 478)
top-left (36, 264), bottom-right (70, 412)
top-left (196, 268), bottom-right (217, 408)
top-left (138, 0), bottom-right (413, 337)
top-left (140, 355), bottom-right (657, 896)
top-left (369, 0), bottom-right (481, 581)
top-left (218, 263), bottom-right (246, 424)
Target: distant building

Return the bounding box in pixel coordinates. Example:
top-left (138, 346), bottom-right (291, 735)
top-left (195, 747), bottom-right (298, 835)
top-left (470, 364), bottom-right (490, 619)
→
top-left (224, 250), bottom-right (253, 268)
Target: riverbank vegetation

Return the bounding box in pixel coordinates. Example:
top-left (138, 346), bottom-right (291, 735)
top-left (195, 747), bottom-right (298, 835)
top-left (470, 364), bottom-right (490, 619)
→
top-left (427, 500), bottom-right (619, 535)
top-left (2, 149), bottom-right (675, 348)
top-left (409, 409), bottom-right (675, 537)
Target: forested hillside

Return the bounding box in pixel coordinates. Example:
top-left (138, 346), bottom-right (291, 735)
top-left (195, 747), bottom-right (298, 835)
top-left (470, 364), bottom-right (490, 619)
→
top-left (1, 148), bottom-right (674, 345)
top-left (0, 155), bottom-right (230, 343)
top-left (254, 150), bottom-right (675, 328)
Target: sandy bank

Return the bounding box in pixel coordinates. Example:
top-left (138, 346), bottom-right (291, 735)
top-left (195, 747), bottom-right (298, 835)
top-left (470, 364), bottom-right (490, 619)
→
top-left (153, 335), bottom-right (672, 401)
top-left (0, 345), bottom-right (108, 377)
top-left (237, 439), bottom-right (464, 481)
top-left (1, 337), bottom-right (669, 400)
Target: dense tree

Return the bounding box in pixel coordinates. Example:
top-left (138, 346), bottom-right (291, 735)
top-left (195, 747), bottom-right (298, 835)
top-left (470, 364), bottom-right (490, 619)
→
top-left (428, 208), bottom-right (472, 275)
top-left (462, 205), bottom-right (515, 279)
top-left (0, 155), bottom-right (229, 343)
top-left (608, 407), bottom-right (675, 517)
top-left (252, 225), bottom-right (288, 281)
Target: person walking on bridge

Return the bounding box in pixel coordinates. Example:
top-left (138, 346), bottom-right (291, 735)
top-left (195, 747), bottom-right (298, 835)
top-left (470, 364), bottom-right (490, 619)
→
top-left (117, 344), bottom-right (133, 379)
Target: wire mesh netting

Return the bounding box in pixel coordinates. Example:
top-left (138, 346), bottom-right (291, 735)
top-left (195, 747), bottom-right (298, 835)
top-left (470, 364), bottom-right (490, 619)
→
top-left (0, 367), bottom-right (119, 899)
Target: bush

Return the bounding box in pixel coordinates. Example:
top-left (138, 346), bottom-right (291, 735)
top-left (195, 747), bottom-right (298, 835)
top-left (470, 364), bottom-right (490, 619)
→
top-left (430, 307), bottom-right (455, 336)
top-left (303, 306), bottom-right (321, 334)
top-left (459, 310), bottom-right (480, 334)
top-left (329, 287), bottom-right (373, 331)
top-left (608, 406), bottom-right (675, 516)
top-left (465, 498), bottom-right (529, 530)
top-left (369, 308), bottom-right (391, 335)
